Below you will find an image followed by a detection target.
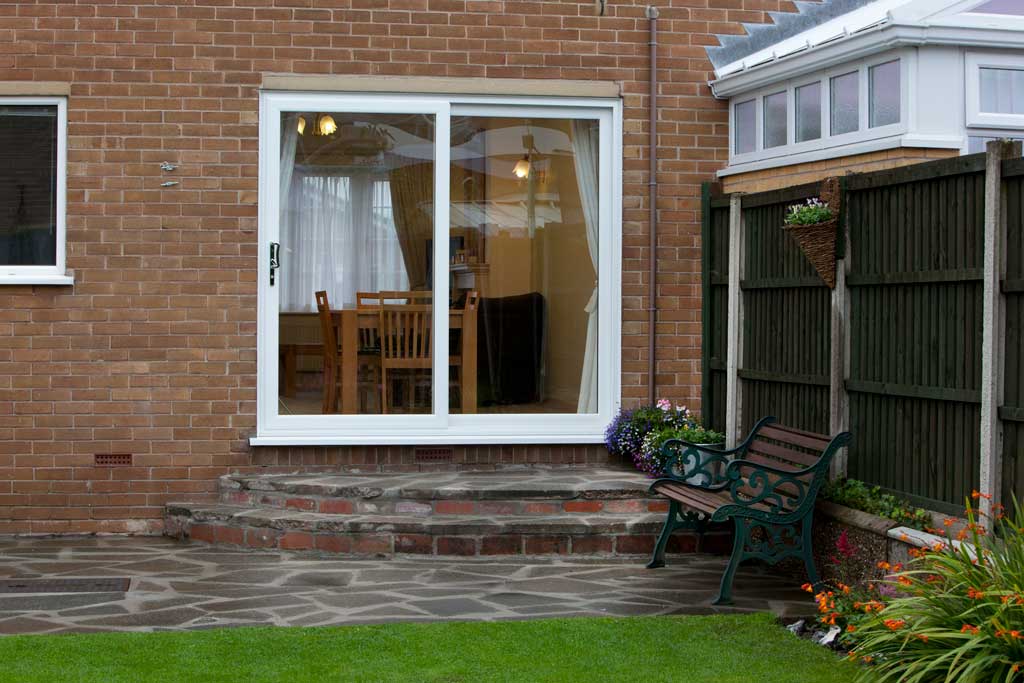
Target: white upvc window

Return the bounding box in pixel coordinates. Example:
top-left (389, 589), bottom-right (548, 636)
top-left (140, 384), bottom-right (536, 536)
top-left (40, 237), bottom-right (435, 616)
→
top-left (966, 52), bottom-right (1024, 130)
top-left (729, 50), bottom-right (909, 165)
top-left (0, 97), bottom-right (71, 285)
top-left (255, 91), bottom-right (622, 445)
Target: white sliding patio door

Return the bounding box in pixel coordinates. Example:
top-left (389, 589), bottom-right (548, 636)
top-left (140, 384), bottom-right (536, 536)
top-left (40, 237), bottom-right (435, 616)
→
top-left (256, 92), bottom-right (622, 445)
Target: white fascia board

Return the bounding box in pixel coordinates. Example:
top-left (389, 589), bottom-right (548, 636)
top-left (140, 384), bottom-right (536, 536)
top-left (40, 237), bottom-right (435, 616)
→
top-left (711, 24), bottom-right (1024, 99)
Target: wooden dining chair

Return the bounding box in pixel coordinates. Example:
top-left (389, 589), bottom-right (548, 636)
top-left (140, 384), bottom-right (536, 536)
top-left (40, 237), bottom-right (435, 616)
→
top-left (449, 291), bottom-right (478, 412)
top-left (379, 303), bottom-right (433, 414)
top-left (315, 290), bottom-right (342, 414)
top-left (379, 290), bottom-right (433, 306)
top-left (316, 290), bottom-right (382, 414)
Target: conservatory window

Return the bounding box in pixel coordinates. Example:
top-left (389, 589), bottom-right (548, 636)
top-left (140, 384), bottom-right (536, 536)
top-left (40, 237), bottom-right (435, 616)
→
top-left (830, 72), bottom-right (859, 136)
top-left (869, 61), bottom-right (901, 128)
top-left (763, 91), bottom-right (787, 149)
top-left (795, 82), bottom-right (822, 143)
top-left (734, 99), bottom-right (756, 154)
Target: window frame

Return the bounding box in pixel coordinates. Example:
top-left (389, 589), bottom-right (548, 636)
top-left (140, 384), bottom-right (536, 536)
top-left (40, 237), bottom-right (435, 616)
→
top-left (0, 96), bottom-right (71, 286)
top-left (727, 50), bottom-right (910, 167)
top-left (254, 91), bottom-right (623, 446)
top-left (966, 52), bottom-right (1024, 130)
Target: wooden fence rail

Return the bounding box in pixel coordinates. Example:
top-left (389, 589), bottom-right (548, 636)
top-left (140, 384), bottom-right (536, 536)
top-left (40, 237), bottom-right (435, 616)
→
top-left (701, 141), bottom-right (1023, 515)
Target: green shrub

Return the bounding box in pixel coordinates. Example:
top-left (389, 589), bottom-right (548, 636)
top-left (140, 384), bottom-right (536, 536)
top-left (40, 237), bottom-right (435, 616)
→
top-left (823, 478), bottom-right (932, 531)
top-left (785, 198), bottom-right (834, 226)
top-left (850, 498), bottom-right (1024, 682)
top-left (637, 423), bottom-right (725, 476)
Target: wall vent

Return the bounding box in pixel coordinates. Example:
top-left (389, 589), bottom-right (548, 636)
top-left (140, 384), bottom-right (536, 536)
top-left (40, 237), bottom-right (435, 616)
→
top-left (414, 447), bottom-right (453, 463)
top-left (94, 453), bottom-right (133, 467)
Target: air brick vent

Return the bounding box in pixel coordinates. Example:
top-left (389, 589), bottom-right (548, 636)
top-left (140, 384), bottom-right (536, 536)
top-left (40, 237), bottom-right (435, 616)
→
top-left (414, 447), bottom-right (454, 463)
top-left (95, 453), bottom-right (133, 467)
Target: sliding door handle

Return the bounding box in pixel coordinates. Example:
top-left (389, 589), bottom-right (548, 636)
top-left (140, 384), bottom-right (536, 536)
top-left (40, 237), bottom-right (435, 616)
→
top-left (269, 242), bottom-right (281, 286)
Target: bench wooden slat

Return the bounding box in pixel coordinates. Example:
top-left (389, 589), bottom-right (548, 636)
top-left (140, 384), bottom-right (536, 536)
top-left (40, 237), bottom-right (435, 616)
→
top-left (746, 440), bottom-right (818, 468)
top-left (654, 480), bottom-right (776, 515)
top-left (759, 425), bottom-right (831, 451)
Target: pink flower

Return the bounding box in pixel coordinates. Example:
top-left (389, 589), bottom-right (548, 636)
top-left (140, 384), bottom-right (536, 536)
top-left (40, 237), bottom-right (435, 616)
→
top-left (836, 530), bottom-right (856, 559)
top-left (656, 398), bottom-right (672, 411)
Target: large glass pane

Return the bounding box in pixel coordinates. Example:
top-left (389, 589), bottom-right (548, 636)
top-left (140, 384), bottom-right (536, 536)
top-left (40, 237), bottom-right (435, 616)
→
top-left (277, 112), bottom-right (435, 416)
top-left (831, 71), bottom-right (860, 136)
top-left (0, 105), bottom-right (57, 266)
top-left (449, 116), bottom-right (599, 414)
top-left (869, 60), bottom-right (900, 127)
top-left (795, 82), bottom-right (821, 143)
top-left (980, 67), bottom-right (1024, 114)
top-left (734, 100), bottom-right (755, 154)
top-left (763, 92), bottom-right (787, 148)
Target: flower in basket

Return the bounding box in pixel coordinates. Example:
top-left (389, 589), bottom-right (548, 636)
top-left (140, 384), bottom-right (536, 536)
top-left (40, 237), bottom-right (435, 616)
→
top-left (784, 197), bottom-right (833, 227)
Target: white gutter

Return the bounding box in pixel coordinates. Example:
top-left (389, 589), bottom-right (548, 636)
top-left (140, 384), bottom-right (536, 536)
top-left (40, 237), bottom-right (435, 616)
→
top-left (710, 23), bottom-right (1024, 99)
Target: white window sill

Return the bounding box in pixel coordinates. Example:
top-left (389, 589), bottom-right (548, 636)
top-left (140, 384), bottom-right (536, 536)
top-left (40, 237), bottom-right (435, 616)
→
top-left (0, 273), bottom-right (75, 286)
top-left (249, 431), bottom-right (607, 447)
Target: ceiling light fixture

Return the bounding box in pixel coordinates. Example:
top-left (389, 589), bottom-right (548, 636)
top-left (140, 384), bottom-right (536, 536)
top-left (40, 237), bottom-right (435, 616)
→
top-left (317, 114), bottom-right (337, 136)
top-left (297, 116), bottom-right (306, 135)
top-left (513, 132), bottom-right (538, 179)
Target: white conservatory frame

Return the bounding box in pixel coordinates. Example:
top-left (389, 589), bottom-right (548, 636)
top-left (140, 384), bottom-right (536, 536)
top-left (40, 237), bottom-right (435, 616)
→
top-left (711, 0), bottom-right (1024, 177)
top-left (253, 91), bottom-right (623, 446)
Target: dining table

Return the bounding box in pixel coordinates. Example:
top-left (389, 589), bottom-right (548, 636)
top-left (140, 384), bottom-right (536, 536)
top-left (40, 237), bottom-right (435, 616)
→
top-left (336, 307), bottom-right (478, 415)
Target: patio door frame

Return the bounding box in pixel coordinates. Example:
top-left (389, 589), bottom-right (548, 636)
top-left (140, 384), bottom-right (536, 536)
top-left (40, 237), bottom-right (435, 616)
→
top-left (254, 91), bottom-right (622, 445)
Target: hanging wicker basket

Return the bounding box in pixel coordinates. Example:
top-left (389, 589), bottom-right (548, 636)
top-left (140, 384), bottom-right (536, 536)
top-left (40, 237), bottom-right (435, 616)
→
top-left (782, 176), bottom-right (840, 289)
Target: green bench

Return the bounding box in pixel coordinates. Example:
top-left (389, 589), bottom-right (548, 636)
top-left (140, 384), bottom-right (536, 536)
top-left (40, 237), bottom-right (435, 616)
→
top-left (646, 416), bottom-right (852, 604)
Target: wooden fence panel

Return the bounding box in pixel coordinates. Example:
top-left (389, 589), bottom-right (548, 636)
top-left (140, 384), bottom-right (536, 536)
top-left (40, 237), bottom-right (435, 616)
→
top-left (1001, 164), bottom-right (1024, 505)
top-left (702, 192), bottom-right (730, 434)
top-left (845, 166), bottom-right (986, 510)
top-left (740, 192), bottom-right (831, 436)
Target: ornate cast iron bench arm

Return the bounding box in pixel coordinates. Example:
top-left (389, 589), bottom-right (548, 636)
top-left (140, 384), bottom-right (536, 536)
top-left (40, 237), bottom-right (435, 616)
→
top-left (654, 416), bottom-right (777, 490)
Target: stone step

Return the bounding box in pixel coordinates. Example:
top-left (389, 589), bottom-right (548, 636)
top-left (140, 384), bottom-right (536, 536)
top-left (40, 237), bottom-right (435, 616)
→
top-left (164, 502), bottom-right (731, 559)
top-left (218, 468), bottom-right (666, 518)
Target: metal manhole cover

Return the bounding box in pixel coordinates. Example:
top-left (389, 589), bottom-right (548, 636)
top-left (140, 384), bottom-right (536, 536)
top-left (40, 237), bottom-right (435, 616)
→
top-left (0, 578), bottom-right (131, 594)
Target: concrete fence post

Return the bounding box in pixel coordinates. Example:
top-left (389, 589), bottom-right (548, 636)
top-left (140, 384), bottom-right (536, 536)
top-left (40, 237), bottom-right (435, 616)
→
top-left (979, 139), bottom-right (1021, 517)
top-left (725, 193), bottom-right (744, 448)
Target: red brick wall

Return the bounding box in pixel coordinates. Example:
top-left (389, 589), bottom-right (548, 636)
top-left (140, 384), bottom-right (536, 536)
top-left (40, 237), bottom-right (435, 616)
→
top-left (0, 0), bottom-right (804, 534)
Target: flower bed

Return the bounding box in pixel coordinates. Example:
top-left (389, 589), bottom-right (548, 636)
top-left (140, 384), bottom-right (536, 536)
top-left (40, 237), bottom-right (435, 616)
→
top-left (604, 400), bottom-right (723, 476)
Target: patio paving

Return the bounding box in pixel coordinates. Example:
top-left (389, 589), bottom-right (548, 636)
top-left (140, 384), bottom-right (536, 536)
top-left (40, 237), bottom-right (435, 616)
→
top-left (0, 537), bottom-right (814, 635)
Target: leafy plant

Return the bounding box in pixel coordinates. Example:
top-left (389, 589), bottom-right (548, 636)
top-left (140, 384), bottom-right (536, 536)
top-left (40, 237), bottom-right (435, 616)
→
top-left (849, 497), bottom-right (1024, 682)
top-left (636, 423), bottom-right (726, 477)
top-left (823, 478), bottom-right (932, 531)
top-left (785, 198), bottom-right (834, 226)
top-left (604, 400), bottom-right (723, 477)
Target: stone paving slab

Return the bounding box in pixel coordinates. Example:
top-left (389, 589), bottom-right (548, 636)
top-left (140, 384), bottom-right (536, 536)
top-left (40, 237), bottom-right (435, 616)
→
top-left (0, 537), bottom-right (815, 635)
top-left (224, 467), bottom-right (656, 501)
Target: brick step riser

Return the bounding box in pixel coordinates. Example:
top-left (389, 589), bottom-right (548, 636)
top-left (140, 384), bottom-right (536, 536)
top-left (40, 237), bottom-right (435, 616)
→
top-left (169, 517), bottom-right (732, 558)
top-left (220, 490), bottom-right (670, 517)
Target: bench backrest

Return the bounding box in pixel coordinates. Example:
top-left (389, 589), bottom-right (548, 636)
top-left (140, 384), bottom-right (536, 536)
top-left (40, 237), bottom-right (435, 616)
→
top-left (743, 422), bottom-right (835, 473)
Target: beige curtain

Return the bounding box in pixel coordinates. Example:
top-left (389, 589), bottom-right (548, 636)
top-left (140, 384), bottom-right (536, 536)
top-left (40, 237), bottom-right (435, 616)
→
top-left (389, 163), bottom-right (434, 290)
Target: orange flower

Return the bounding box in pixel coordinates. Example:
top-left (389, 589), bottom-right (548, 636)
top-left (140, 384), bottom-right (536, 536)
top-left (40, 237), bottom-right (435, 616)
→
top-left (961, 624), bottom-right (980, 635)
top-left (1012, 663), bottom-right (1022, 673)
top-left (877, 561), bottom-right (891, 571)
top-left (861, 655), bottom-right (874, 664)
top-left (897, 576), bottom-right (913, 587)
top-left (967, 587), bottom-right (985, 599)
top-left (846, 625), bottom-right (857, 633)
top-left (972, 490), bottom-right (992, 500)
top-left (801, 583), bottom-right (814, 593)
top-left (916, 634), bottom-right (929, 643)
top-left (884, 619), bottom-right (906, 631)
top-left (943, 518), bottom-right (955, 527)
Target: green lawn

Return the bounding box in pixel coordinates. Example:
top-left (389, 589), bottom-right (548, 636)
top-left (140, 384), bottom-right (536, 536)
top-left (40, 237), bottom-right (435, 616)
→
top-left (0, 613), bottom-right (858, 683)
